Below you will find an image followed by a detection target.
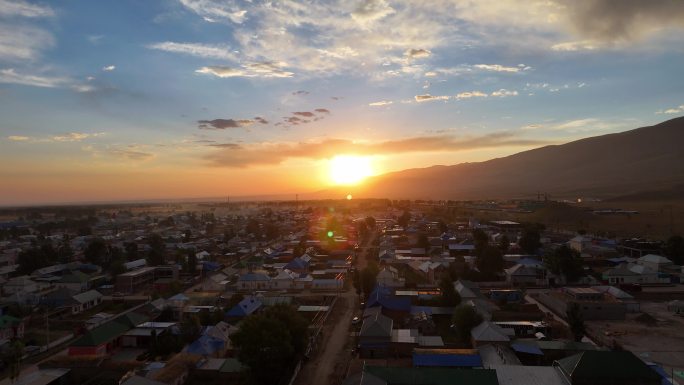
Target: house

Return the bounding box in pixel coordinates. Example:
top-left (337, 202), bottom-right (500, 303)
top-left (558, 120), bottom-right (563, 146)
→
top-left (376, 266), bottom-right (404, 288)
top-left (71, 289), bottom-right (103, 314)
top-left (236, 272), bottom-right (271, 291)
top-left (453, 280), bottom-right (483, 301)
top-left (504, 264), bottom-right (547, 286)
top-left (225, 296), bottom-right (262, 318)
top-left (350, 366), bottom-right (499, 385)
top-left (124, 259), bottom-right (147, 271)
top-left (203, 273), bottom-right (230, 292)
top-left (272, 269), bottom-right (296, 290)
top-left (57, 271), bottom-right (91, 292)
top-left (9, 368), bottom-right (70, 385)
top-left (3, 275), bottom-right (44, 295)
top-left (490, 365), bottom-right (566, 385)
top-left (667, 299), bottom-right (684, 315)
top-left (358, 307), bottom-right (393, 358)
top-left (0, 314), bottom-right (25, 341)
top-left (602, 263), bottom-right (664, 285)
top-left (637, 254), bottom-right (675, 272)
top-left (412, 348), bottom-right (482, 368)
top-left (69, 312), bottom-right (149, 356)
top-left (284, 257), bottom-right (309, 274)
top-left (470, 320), bottom-right (511, 347)
top-left (122, 321), bottom-right (178, 348)
top-left (553, 351), bottom-right (661, 385)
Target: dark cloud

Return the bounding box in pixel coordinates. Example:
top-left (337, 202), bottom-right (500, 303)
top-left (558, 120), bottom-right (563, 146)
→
top-left (204, 132), bottom-right (552, 167)
top-left (555, 0), bottom-right (684, 41)
top-left (207, 143), bottom-right (243, 149)
top-left (198, 117), bottom-right (267, 130)
top-left (292, 90), bottom-right (309, 95)
top-left (315, 108), bottom-right (330, 114)
top-left (293, 111), bottom-right (315, 117)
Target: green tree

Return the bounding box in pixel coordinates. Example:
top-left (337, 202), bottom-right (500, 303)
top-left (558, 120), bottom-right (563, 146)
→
top-left (451, 305), bottom-right (483, 346)
top-left (124, 242), bottom-right (139, 260)
top-left (476, 245), bottom-right (504, 278)
top-left (544, 245), bottom-right (584, 282)
top-left (147, 233), bottom-right (166, 266)
top-left (498, 235), bottom-right (510, 253)
top-left (664, 235), bottom-right (684, 265)
top-left (519, 224), bottom-right (544, 254)
top-left (359, 263), bottom-right (380, 298)
top-left (439, 275), bottom-right (461, 306)
top-left (84, 238), bottom-right (109, 266)
top-left (566, 303), bottom-right (586, 342)
top-left (180, 315), bottom-right (202, 344)
top-left (230, 305), bottom-right (308, 385)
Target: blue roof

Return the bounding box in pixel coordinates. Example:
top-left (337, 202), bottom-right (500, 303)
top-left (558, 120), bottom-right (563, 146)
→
top-left (413, 353), bottom-right (482, 368)
top-left (202, 261), bottom-right (221, 271)
top-left (168, 293), bottom-right (189, 301)
top-left (226, 296), bottom-right (262, 317)
top-left (239, 273), bottom-right (270, 281)
top-left (367, 286), bottom-right (411, 312)
top-left (186, 335), bottom-right (225, 356)
top-left (284, 258), bottom-right (309, 270)
top-left (511, 342), bottom-right (544, 356)
top-left (411, 306), bottom-right (433, 315)
top-left (518, 258), bottom-right (543, 267)
top-left (647, 363), bottom-right (674, 385)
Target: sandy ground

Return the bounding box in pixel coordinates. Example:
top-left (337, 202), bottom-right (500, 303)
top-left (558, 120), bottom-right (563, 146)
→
top-left (587, 301), bottom-right (684, 375)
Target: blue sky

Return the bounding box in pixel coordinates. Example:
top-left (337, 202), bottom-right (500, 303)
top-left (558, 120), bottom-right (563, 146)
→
top-left (1, 0), bottom-right (684, 205)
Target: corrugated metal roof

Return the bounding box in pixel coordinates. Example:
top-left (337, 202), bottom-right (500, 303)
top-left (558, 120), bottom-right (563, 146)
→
top-left (413, 352), bottom-right (482, 367)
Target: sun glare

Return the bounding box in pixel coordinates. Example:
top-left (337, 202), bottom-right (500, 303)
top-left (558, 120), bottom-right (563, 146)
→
top-left (329, 155), bottom-right (373, 185)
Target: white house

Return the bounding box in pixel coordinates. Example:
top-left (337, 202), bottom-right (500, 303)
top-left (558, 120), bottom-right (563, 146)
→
top-left (272, 269), bottom-right (296, 290)
top-left (236, 272), bottom-right (272, 291)
top-left (71, 290), bottom-right (103, 314)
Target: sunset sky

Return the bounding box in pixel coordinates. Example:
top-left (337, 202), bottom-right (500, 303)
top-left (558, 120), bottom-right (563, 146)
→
top-left (2, 0), bottom-right (684, 205)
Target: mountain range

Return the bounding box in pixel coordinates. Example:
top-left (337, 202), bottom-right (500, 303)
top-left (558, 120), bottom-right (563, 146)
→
top-left (332, 117), bottom-right (684, 201)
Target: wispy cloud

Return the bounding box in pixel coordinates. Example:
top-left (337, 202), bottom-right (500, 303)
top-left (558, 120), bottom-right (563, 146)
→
top-left (196, 63), bottom-right (294, 78)
top-left (178, 0), bottom-right (247, 24)
top-left (197, 117), bottom-right (268, 130)
top-left (369, 100), bottom-right (393, 107)
top-left (6, 135), bottom-right (30, 141)
top-left (656, 104), bottom-right (684, 114)
top-left (0, 25), bottom-right (55, 61)
top-left (102, 65), bottom-right (116, 71)
top-left (205, 132), bottom-right (551, 167)
top-left (51, 132), bottom-right (105, 142)
top-left (456, 91), bottom-right (488, 99)
top-left (491, 89), bottom-right (518, 97)
top-left (148, 41), bottom-right (238, 61)
top-left (0, 0), bottom-right (54, 18)
top-left (0, 68), bottom-right (68, 88)
top-left (415, 94), bottom-right (450, 102)
top-left (473, 64), bottom-right (528, 73)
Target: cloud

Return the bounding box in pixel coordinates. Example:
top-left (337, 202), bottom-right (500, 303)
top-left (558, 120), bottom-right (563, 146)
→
top-left (292, 90), bottom-right (309, 96)
top-left (415, 94), bottom-right (450, 102)
top-left (405, 48), bottom-right (431, 58)
top-left (0, 0), bottom-right (54, 18)
top-left (473, 64), bottom-right (525, 73)
top-left (0, 68), bottom-right (68, 88)
top-left (491, 89), bottom-right (518, 97)
top-left (0, 24), bottom-right (55, 61)
top-left (204, 132), bottom-right (551, 167)
top-left (207, 143), bottom-right (243, 149)
top-left (198, 117), bottom-right (268, 130)
top-left (178, 0), bottom-right (247, 23)
top-left (196, 63), bottom-right (294, 78)
top-left (51, 132), bottom-right (105, 142)
top-left (456, 91), bottom-right (488, 99)
top-left (550, 40), bottom-right (600, 51)
top-left (102, 65), bottom-right (116, 71)
top-left (293, 111), bottom-right (315, 118)
top-left (351, 0), bottom-right (395, 24)
top-left (656, 104), bottom-right (684, 114)
top-left (554, 0), bottom-right (684, 42)
top-left (108, 148), bottom-right (155, 161)
top-left (314, 108), bottom-right (330, 114)
top-left (148, 42), bottom-right (238, 61)
top-left (369, 100), bottom-right (393, 106)
top-left (7, 135), bottom-right (30, 141)
top-left (521, 124), bottom-right (543, 130)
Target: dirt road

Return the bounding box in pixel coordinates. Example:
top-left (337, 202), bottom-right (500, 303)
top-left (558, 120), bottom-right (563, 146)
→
top-left (295, 288), bottom-right (357, 385)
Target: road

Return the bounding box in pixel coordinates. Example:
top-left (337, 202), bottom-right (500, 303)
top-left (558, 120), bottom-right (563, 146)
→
top-left (294, 229), bottom-right (377, 385)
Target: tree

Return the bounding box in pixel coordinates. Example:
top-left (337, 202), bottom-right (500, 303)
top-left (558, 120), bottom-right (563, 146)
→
top-left (566, 303), bottom-right (586, 342)
top-left (124, 242), bottom-right (139, 261)
top-left (398, 211), bottom-right (411, 228)
top-left (147, 233), bottom-right (166, 266)
top-left (417, 234), bottom-right (430, 251)
top-left (180, 315), bottom-right (202, 344)
top-left (230, 305), bottom-right (308, 385)
top-left (544, 245), bottom-right (584, 282)
top-left (519, 224), bottom-right (544, 254)
top-left (17, 242), bottom-right (57, 275)
top-left (472, 229), bottom-right (488, 254)
top-left (664, 235), bottom-right (684, 265)
top-left (359, 263), bottom-right (379, 298)
top-left (365, 216), bottom-right (376, 229)
top-left (476, 245), bottom-right (504, 278)
top-left (439, 275), bottom-right (461, 306)
top-left (498, 235), bottom-right (510, 253)
top-left (438, 221), bottom-right (448, 234)
top-left (84, 238), bottom-right (109, 266)
top-left (451, 305), bottom-right (483, 346)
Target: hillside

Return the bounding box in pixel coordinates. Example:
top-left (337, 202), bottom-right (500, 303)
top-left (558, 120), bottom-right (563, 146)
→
top-left (340, 117), bottom-right (684, 200)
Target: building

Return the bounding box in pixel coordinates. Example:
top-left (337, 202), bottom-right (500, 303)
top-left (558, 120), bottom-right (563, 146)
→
top-left (358, 307), bottom-right (393, 358)
top-left (0, 314), bottom-right (25, 341)
top-left (69, 312), bottom-right (149, 356)
top-left (553, 351), bottom-right (661, 385)
top-left (536, 287), bottom-right (626, 320)
top-left (236, 272), bottom-right (271, 291)
top-left (505, 264), bottom-right (547, 286)
top-left (115, 265), bottom-right (180, 294)
top-left (71, 290), bottom-right (103, 314)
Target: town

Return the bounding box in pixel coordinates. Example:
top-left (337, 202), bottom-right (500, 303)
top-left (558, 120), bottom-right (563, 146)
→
top-left (0, 198), bottom-right (682, 385)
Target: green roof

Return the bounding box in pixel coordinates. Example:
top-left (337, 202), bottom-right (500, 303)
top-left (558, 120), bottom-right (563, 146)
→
top-left (0, 315), bottom-right (21, 329)
top-left (71, 312), bottom-right (149, 347)
top-left (555, 351), bottom-right (661, 383)
top-left (364, 366), bottom-right (499, 385)
top-left (219, 358), bottom-right (248, 373)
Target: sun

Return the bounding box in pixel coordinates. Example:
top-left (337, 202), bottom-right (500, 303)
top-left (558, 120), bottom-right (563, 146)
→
top-left (329, 155), bottom-right (374, 185)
